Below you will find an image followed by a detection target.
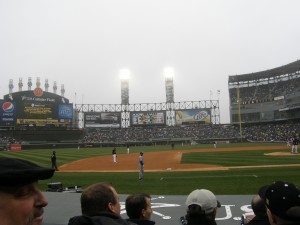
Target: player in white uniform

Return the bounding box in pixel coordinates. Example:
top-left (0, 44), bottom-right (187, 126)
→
top-left (112, 147), bottom-right (117, 163)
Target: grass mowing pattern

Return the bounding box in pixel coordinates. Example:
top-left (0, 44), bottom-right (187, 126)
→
top-left (181, 150), bottom-right (299, 166)
top-left (1, 143), bottom-right (300, 195)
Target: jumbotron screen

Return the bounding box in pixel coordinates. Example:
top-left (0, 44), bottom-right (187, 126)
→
top-left (175, 109), bottom-right (211, 125)
top-left (84, 112), bottom-right (121, 128)
top-left (1, 89), bottom-right (72, 126)
top-left (130, 111), bottom-right (165, 126)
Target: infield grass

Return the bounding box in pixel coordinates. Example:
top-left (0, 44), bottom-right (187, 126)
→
top-left (1, 143), bottom-right (299, 195)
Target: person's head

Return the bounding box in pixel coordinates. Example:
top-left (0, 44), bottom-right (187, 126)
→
top-left (52, 151), bottom-right (56, 155)
top-left (80, 182), bottom-right (121, 216)
top-left (125, 193), bottom-right (152, 220)
top-left (251, 184), bottom-right (269, 217)
top-left (251, 195), bottom-right (266, 217)
top-left (140, 152), bottom-right (143, 156)
top-left (185, 189), bottom-right (221, 223)
top-left (0, 157), bottom-right (55, 225)
top-left (264, 181), bottom-right (300, 225)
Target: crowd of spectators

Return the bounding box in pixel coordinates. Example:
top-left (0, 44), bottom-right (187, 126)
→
top-left (0, 135), bottom-right (17, 145)
top-left (242, 121), bottom-right (300, 142)
top-left (1, 120), bottom-right (300, 144)
top-left (230, 76), bottom-right (300, 104)
top-left (80, 120), bottom-right (300, 143)
top-left (80, 124), bottom-right (240, 143)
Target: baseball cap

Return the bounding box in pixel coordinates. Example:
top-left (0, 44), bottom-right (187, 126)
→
top-left (0, 157), bottom-right (55, 187)
top-left (264, 181), bottom-right (300, 221)
top-left (185, 189), bottom-right (221, 214)
top-left (258, 184), bottom-right (270, 199)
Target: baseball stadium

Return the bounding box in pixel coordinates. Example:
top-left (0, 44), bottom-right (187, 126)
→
top-left (1, 60), bottom-right (300, 225)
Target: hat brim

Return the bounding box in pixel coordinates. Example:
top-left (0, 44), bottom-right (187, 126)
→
top-left (258, 184), bottom-right (270, 199)
top-left (0, 157), bottom-right (55, 187)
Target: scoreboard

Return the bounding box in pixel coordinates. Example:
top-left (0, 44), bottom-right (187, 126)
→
top-left (0, 89), bottom-right (73, 127)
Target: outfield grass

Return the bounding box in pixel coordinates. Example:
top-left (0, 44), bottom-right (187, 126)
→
top-left (181, 150), bottom-right (300, 166)
top-left (1, 143), bottom-right (299, 195)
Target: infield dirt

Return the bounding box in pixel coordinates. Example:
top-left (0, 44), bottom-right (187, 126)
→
top-left (59, 145), bottom-right (300, 172)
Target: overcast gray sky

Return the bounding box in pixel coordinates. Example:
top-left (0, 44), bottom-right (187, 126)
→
top-left (1, 0), bottom-right (300, 123)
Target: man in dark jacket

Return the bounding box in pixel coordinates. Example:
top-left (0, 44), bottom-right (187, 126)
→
top-left (125, 193), bottom-right (155, 225)
top-left (68, 183), bottom-right (134, 225)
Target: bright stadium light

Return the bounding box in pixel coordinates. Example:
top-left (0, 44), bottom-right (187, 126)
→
top-left (164, 67), bottom-right (174, 103)
top-left (120, 69), bottom-right (130, 105)
top-left (120, 69), bottom-right (130, 80)
top-left (164, 67), bottom-right (174, 79)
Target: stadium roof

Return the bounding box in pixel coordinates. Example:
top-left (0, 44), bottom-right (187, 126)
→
top-left (228, 59), bottom-right (300, 83)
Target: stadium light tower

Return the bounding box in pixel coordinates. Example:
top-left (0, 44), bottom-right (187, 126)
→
top-left (164, 67), bottom-right (174, 103)
top-left (120, 69), bottom-right (130, 105)
top-left (9, 79), bottom-right (14, 94)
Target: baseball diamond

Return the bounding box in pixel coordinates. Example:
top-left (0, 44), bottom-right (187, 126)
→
top-left (59, 145), bottom-right (299, 172)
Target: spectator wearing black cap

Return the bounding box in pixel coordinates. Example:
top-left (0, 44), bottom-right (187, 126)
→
top-left (245, 185), bottom-right (270, 225)
top-left (0, 157), bottom-right (55, 225)
top-left (181, 189), bottom-right (221, 225)
top-left (125, 193), bottom-right (155, 225)
top-left (264, 181), bottom-right (300, 225)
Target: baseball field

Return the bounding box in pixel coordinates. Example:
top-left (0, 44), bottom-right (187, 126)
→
top-left (1, 142), bottom-right (300, 195)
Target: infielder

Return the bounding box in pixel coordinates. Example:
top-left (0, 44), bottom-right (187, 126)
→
top-left (127, 144), bottom-right (130, 154)
top-left (291, 137), bottom-right (299, 154)
top-left (139, 152), bottom-right (144, 180)
top-left (112, 147), bottom-right (117, 163)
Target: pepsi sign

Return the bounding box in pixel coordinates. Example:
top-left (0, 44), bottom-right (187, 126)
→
top-left (0, 101), bottom-right (16, 125)
top-left (2, 102), bottom-right (15, 113)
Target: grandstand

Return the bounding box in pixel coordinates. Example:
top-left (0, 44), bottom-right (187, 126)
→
top-left (228, 60), bottom-right (300, 123)
top-left (2, 60), bottom-right (300, 149)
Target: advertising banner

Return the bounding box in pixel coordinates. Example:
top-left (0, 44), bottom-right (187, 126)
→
top-left (84, 112), bottom-right (121, 128)
top-left (0, 101), bottom-right (16, 126)
top-left (175, 109), bottom-right (211, 125)
top-left (10, 144), bottom-right (22, 151)
top-left (58, 104), bottom-right (73, 119)
top-left (130, 111), bottom-right (165, 126)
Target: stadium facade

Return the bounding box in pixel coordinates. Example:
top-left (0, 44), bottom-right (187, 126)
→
top-left (0, 76), bottom-right (220, 145)
top-left (228, 60), bottom-right (300, 124)
top-left (2, 58), bottom-right (300, 146)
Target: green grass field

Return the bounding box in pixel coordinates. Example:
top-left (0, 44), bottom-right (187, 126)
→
top-left (1, 143), bottom-right (299, 195)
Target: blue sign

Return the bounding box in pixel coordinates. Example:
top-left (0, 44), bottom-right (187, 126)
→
top-left (0, 101), bottom-right (16, 125)
top-left (58, 104), bottom-right (73, 119)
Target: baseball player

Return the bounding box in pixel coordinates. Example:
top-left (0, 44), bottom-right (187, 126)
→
top-left (291, 137), bottom-right (299, 154)
top-left (139, 152), bottom-right (144, 180)
top-left (112, 147), bottom-right (117, 163)
top-left (127, 144), bottom-right (130, 154)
